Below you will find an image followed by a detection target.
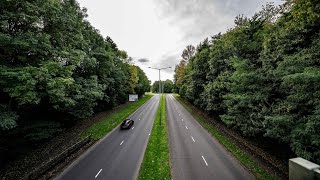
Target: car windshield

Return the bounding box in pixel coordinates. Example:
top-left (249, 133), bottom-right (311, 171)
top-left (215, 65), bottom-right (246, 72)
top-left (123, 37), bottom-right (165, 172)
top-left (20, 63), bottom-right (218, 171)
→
top-left (125, 119), bottom-right (130, 123)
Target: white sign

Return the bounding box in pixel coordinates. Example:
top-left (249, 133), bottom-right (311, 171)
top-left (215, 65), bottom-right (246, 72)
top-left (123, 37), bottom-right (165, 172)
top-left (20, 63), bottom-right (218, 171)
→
top-left (129, 94), bottom-right (138, 102)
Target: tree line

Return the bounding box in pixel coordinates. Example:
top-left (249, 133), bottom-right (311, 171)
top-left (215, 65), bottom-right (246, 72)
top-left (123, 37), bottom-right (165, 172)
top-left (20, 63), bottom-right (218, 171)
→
top-left (151, 80), bottom-right (174, 93)
top-left (0, 0), bottom-right (150, 143)
top-left (174, 0), bottom-right (320, 163)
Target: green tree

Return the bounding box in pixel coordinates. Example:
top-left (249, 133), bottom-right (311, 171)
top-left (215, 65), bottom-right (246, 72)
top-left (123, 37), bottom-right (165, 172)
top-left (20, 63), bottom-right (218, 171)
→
top-left (151, 79), bottom-right (173, 93)
top-left (263, 0), bottom-right (320, 162)
top-left (135, 66), bottom-right (151, 96)
top-left (0, 0), bottom-right (150, 144)
top-left (173, 0), bottom-right (320, 163)
top-left (185, 38), bottom-right (210, 106)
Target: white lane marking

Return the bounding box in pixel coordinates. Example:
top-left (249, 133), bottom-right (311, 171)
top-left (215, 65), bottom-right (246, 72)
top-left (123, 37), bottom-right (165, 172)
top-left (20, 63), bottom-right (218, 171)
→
top-left (182, 119), bottom-right (184, 121)
top-left (139, 118), bottom-right (141, 121)
top-left (185, 126), bottom-right (188, 130)
top-left (179, 114), bottom-right (181, 116)
top-left (95, 169), bottom-right (102, 178)
top-left (191, 136), bottom-right (195, 142)
top-left (120, 140), bottom-right (124, 145)
top-left (202, 156), bottom-right (208, 166)
top-left (132, 126), bottom-right (134, 130)
top-left (148, 133), bottom-right (150, 136)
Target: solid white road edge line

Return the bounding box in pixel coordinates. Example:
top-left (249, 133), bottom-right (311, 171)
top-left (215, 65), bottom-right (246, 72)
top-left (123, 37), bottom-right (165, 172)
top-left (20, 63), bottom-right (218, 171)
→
top-left (120, 140), bottom-right (124, 145)
top-left (191, 136), bottom-right (195, 142)
top-left (95, 169), bottom-right (102, 178)
top-left (202, 156), bottom-right (208, 166)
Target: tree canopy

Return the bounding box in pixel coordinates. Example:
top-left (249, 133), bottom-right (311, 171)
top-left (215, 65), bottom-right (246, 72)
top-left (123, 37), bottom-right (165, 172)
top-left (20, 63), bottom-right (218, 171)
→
top-left (0, 0), bottom-right (150, 141)
top-left (174, 0), bottom-right (320, 164)
top-left (152, 79), bottom-right (174, 93)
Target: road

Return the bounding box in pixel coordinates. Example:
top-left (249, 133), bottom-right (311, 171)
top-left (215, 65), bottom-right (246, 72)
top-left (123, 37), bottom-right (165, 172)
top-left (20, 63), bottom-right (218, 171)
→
top-left (166, 94), bottom-right (254, 180)
top-left (57, 95), bottom-right (160, 180)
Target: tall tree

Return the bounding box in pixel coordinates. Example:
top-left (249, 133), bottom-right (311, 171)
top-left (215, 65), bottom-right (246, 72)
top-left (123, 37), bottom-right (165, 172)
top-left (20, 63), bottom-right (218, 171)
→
top-left (174, 60), bottom-right (187, 90)
top-left (151, 79), bottom-right (174, 93)
top-left (181, 45), bottom-right (195, 63)
top-left (185, 38), bottom-right (210, 106)
top-left (173, 0), bottom-right (320, 163)
top-left (0, 0), bottom-right (150, 144)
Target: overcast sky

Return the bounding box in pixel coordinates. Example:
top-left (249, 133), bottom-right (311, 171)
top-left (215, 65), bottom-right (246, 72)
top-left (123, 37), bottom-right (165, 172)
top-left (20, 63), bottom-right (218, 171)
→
top-left (77, 0), bottom-right (283, 83)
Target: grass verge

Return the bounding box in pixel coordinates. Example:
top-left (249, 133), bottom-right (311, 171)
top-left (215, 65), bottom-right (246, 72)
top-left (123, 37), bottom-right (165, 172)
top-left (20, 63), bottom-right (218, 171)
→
top-left (173, 94), bottom-right (275, 180)
top-left (82, 95), bottom-right (153, 140)
top-left (138, 94), bottom-right (171, 180)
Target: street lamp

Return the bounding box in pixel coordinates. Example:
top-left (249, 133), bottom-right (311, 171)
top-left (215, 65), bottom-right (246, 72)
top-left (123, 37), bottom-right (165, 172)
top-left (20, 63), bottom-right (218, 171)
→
top-left (148, 66), bottom-right (171, 126)
top-left (148, 66), bottom-right (172, 94)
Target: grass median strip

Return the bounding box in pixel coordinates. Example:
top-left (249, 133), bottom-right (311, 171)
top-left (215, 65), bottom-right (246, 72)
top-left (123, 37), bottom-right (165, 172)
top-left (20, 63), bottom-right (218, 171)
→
top-left (138, 94), bottom-right (171, 180)
top-left (173, 94), bottom-right (275, 180)
top-left (82, 95), bottom-right (153, 140)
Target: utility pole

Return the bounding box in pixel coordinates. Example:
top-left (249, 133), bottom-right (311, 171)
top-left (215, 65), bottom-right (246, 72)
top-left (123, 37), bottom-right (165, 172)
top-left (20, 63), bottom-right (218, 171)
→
top-left (159, 69), bottom-right (161, 94)
top-left (148, 66), bottom-right (172, 126)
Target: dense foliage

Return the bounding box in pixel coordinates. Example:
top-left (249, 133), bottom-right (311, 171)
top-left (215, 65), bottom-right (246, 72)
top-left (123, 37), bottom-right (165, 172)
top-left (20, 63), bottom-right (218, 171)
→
top-left (0, 0), bottom-right (150, 142)
top-left (151, 80), bottom-right (174, 93)
top-left (174, 0), bottom-right (320, 163)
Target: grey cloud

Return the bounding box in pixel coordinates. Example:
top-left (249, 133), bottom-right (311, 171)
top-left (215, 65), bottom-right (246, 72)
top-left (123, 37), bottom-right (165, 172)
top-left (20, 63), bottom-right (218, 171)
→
top-left (151, 0), bottom-right (283, 80)
top-left (151, 52), bottom-right (181, 73)
top-left (137, 58), bottom-right (150, 63)
top-left (153, 0), bottom-right (281, 42)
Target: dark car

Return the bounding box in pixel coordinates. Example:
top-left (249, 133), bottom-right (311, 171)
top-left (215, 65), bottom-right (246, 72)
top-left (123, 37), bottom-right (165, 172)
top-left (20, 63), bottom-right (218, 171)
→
top-left (120, 118), bottom-right (134, 129)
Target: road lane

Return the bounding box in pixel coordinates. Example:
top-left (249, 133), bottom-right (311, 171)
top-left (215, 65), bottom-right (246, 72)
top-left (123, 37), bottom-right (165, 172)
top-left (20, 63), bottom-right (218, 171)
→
top-left (166, 94), bottom-right (254, 180)
top-left (56, 95), bottom-right (160, 180)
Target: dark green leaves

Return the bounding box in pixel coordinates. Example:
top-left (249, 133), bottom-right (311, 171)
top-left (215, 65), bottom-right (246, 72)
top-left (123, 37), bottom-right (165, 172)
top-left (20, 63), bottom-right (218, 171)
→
top-left (174, 0), bottom-right (320, 163)
top-left (0, 0), bottom-right (150, 138)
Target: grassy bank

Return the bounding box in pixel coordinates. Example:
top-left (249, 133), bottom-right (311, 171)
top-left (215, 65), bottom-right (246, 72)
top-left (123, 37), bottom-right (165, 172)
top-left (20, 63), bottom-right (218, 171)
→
top-left (138, 94), bottom-right (171, 180)
top-left (173, 94), bottom-right (275, 180)
top-left (82, 95), bottom-right (153, 140)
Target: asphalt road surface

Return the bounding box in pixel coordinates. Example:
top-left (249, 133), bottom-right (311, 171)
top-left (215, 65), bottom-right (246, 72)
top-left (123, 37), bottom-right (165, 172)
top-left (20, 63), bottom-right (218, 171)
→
top-left (57, 95), bottom-right (160, 180)
top-left (166, 94), bottom-right (254, 180)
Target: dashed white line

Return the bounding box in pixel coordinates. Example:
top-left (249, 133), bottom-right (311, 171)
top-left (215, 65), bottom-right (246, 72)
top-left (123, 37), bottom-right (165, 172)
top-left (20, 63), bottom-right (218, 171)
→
top-left (185, 126), bottom-right (188, 130)
top-left (95, 169), bottom-right (102, 178)
top-left (132, 126), bottom-right (134, 129)
top-left (182, 119), bottom-right (184, 121)
top-left (179, 114), bottom-right (181, 116)
top-left (120, 140), bottom-right (124, 146)
top-left (202, 156), bottom-right (208, 166)
top-left (139, 118), bottom-right (141, 121)
top-left (191, 136), bottom-right (195, 142)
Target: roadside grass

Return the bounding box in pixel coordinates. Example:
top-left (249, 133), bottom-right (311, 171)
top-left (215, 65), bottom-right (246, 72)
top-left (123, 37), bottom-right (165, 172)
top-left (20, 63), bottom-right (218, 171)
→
top-left (81, 95), bottom-right (153, 140)
top-left (138, 94), bottom-right (171, 180)
top-left (145, 92), bottom-right (155, 95)
top-left (173, 94), bottom-right (275, 180)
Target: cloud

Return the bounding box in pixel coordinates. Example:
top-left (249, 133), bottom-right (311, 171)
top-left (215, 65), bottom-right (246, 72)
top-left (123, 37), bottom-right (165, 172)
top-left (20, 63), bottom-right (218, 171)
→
top-left (153, 0), bottom-right (277, 43)
top-left (151, 0), bottom-right (283, 77)
top-left (137, 58), bottom-right (150, 63)
top-left (78, 0), bottom-right (283, 83)
top-left (150, 52), bottom-right (180, 73)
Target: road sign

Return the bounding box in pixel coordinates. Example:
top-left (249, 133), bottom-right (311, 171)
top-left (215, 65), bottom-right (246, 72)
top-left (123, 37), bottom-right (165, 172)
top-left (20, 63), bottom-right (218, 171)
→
top-left (129, 94), bottom-right (138, 101)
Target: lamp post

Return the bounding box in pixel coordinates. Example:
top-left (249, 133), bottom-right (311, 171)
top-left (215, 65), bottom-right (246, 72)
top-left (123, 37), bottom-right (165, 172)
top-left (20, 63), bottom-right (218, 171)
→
top-left (148, 66), bottom-right (172, 94)
top-left (148, 66), bottom-right (171, 126)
